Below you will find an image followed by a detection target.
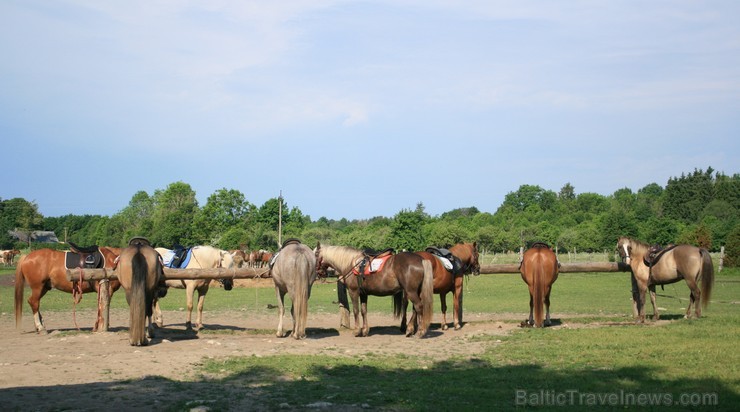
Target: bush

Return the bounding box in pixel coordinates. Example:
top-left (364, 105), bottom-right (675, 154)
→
top-left (724, 223), bottom-right (740, 267)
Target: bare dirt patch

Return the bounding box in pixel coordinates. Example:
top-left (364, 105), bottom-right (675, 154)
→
top-left (1, 306), bottom-right (523, 411)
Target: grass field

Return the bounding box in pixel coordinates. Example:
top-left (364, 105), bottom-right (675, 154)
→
top-left (2, 267), bottom-right (739, 410)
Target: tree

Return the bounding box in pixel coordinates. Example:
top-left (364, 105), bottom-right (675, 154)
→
top-left (388, 203), bottom-right (428, 251)
top-left (150, 182), bottom-right (198, 247)
top-left (664, 168), bottom-right (715, 223)
top-left (1, 198), bottom-right (44, 247)
top-left (192, 188), bottom-right (252, 244)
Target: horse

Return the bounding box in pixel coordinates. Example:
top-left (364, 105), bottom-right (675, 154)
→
top-left (115, 238), bottom-right (164, 346)
top-left (15, 246), bottom-right (122, 333)
top-left (154, 245), bottom-right (235, 329)
top-left (260, 250), bottom-right (273, 268)
top-left (229, 249), bottom-right (247, 268)
top-left (269, 239), bottom-right (318, 339)
top-left (403, 242), bottom-right (480, 331)
top-left (315, 243), bottom-right (434, 338)
top-left (617, 236), bottom-right (714, 322)
top-left (520, 242), bottom-right (560, 327)
top-left (2, 249), bottom-right (21, 266)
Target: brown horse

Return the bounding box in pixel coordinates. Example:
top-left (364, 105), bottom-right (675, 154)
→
top-left (403, 242), bottom-right (480, 331)
top-left (315, 243), bottom-right (434, 338)
top-left (617, 236), bottom-right (714, 322)
top-left (520, 242), bottom-right (559, 327)
top-left (116, 239), bottom-right (164, 346)
top-left (15, 247), bottom-right (122, 333)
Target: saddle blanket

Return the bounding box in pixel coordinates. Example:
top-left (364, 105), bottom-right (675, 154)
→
top-left (433, 255), bottom-right (454, 271)
top-left (352, 255), bottom-right (391, 276)
top-left (161, 249), bottom-right (192, 268)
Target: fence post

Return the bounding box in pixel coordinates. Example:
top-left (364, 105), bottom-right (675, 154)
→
top-left (719, 246), bottom-right (725, 272)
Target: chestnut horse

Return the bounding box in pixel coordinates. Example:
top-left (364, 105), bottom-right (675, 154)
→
top-left (403, 242), bottom-right (481, 331)
top-left (15, 247), bottom-right (121, 333)
top-left (315, 243), bottom-right (434, 338)
top-left (617, 236), bottom-right (714, 322)
top-left (154, 246), bottom-right (234, 329)
top-left (520, 242), bottom-right (559, 327)
top-left (116, 239), bottom-right (164, 346)
top-left (270, 240), bottom-right (317, 339)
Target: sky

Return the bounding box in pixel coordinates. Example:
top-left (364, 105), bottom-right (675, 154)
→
top-left (2, 1), bottom-right (739, 221)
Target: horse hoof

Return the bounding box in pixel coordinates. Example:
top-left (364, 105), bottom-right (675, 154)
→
top-left (454, 324), bottom-right (461, 330)
top-left (441, 324), bottom-right (449, 331)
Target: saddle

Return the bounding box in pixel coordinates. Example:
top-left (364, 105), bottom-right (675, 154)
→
top-left (354, 248), bottom-right (395, 276)
top-left (268, 238), bottom-right (303, 268)
top-left (644, 244), bottom-right (676, 267)
top-left (425, 246), bottom-right (463, 275)
top-left (65, 242), bottom-right (104, 269)
top-left (128, 236), bottom-right (151, 246)
top-left (166, 244), bottom-right (191, 268)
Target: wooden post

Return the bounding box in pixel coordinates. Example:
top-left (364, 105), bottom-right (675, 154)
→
top-left (97, 278), bottom-right (110, 332)
top-left (720, 246), bottom-right (725, 272)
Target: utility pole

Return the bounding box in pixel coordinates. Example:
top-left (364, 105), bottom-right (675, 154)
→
top-left (278, 190), bottom-right (283, 247)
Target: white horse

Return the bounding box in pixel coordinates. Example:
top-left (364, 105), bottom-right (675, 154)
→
top-left (270, 240), bottom-right (317, 339)
top-left (154, 246), bottom-right (234, 329)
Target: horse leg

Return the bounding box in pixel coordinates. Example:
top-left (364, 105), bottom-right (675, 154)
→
top-left (360, 294), bottom-right (369, 337)
top-left (453, 276), bottom-right (463, 330)
top-left (440, 292), bottom-right (449, 331)
top-left (153, 299), bottom-right (164, 328)
top-left (195, 289), bottom-right (207, 329)
top-left (527, 292), bottom-right (534, 326)
top-left (410, 296), bottom-right (426, 338)
top-left (351, 292), bottom-right (362, 337)
top-left (400, 295), bottom-right (408, 333)
top-left (29, 285), bottom-right (50, 334)
top-left (275, 286), bottom-right (286, 338)
top-left (184, 283), bottom-right (196, 330)
top-left (544, 288), bottom-right (552, 326)
top-left (648, 285), bottom-right (659, 321)
top-left (684, 278), bottom-right (701, 319)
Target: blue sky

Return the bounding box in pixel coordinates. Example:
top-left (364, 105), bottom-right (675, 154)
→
top-left (2, 1), bottom-right (738, 221)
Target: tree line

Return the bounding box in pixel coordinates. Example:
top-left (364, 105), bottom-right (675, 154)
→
top-left (2, 167), bottom-right (738, 265)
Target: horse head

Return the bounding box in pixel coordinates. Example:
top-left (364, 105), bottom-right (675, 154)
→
top-left (616, 237), bottom-right (637, 265)
top-left (218, 250), bottom-right (235, 291)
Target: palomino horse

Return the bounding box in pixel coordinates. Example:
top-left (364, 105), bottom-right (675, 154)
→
top-left (116, 238), bottom-right (164, 346)
top-left (520, 242), bottom-right (559, 327)
top-left (15, 246), bottom-right (121, 333)
top-left (315, 243), bottom-right (434, 338)
top-left (2, 249), bottom-right (21, 266)
top-left (404, 242), bottom-right (480, 331)
top-left (617, 236), bottom-right (714, 322)
top-left (154, 245), bottom-right (234, 329)
top-left (269, 239), bottom-right (318, 339)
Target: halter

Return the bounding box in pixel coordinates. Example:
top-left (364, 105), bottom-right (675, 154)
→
top-left (621, 243), bottom-right (631, 264)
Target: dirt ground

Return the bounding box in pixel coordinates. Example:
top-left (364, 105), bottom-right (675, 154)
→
top-left (1, 293), bottom-right (538, 411)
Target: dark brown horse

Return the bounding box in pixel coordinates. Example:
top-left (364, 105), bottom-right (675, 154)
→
top-left (403, 242), bottom-right (480, 331)
top-left (617, 236), bottom-right (714, 322)
top-left (15, 247), bottom-right (121, 333)
top-left (315, 243), bottom-right (434, 338)
top-left (116, 238), bottom-right (164, 346)
top-left (520, 242), bottom-right (559, 327)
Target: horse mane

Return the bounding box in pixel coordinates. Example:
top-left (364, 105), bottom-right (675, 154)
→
top-left (620, 237), bottom-right (649, 256)
top-left (321, 245), bottom-right (363, 271)
top-left (529, 242), bottom-right (551, 249)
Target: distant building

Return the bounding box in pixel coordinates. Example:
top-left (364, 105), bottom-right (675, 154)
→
top-left (8, 230), bottom-right (60, 243)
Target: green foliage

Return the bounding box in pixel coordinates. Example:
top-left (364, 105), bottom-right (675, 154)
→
top-left (388, 203), bottom-right (428, 251)
top-left (724, 223), bottom-right (740, 267)
top-left (11, 165), bottom-right (737, 254)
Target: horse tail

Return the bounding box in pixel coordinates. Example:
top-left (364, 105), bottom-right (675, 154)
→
top-left (392, 291), bottom-right (404, 318)
top-left (14, 254), bottom-right (26, 330)
top-left (533, 254), bottom-right (545, 327)
top-left (130, 245), bottom-right (148, 346)
top-left (420, 259), bottom-right (434, 334)
top-left (294, 256), bottom-right (312, 338)
top-left (700, 249), bottom-right (714, 308)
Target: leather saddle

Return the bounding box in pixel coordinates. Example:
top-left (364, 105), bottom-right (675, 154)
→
top-left (65, 242), bottom-right (104, 269)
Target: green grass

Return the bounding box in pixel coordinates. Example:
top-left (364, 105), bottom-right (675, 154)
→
top-left (3, 267), bottom-right (739, 410)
